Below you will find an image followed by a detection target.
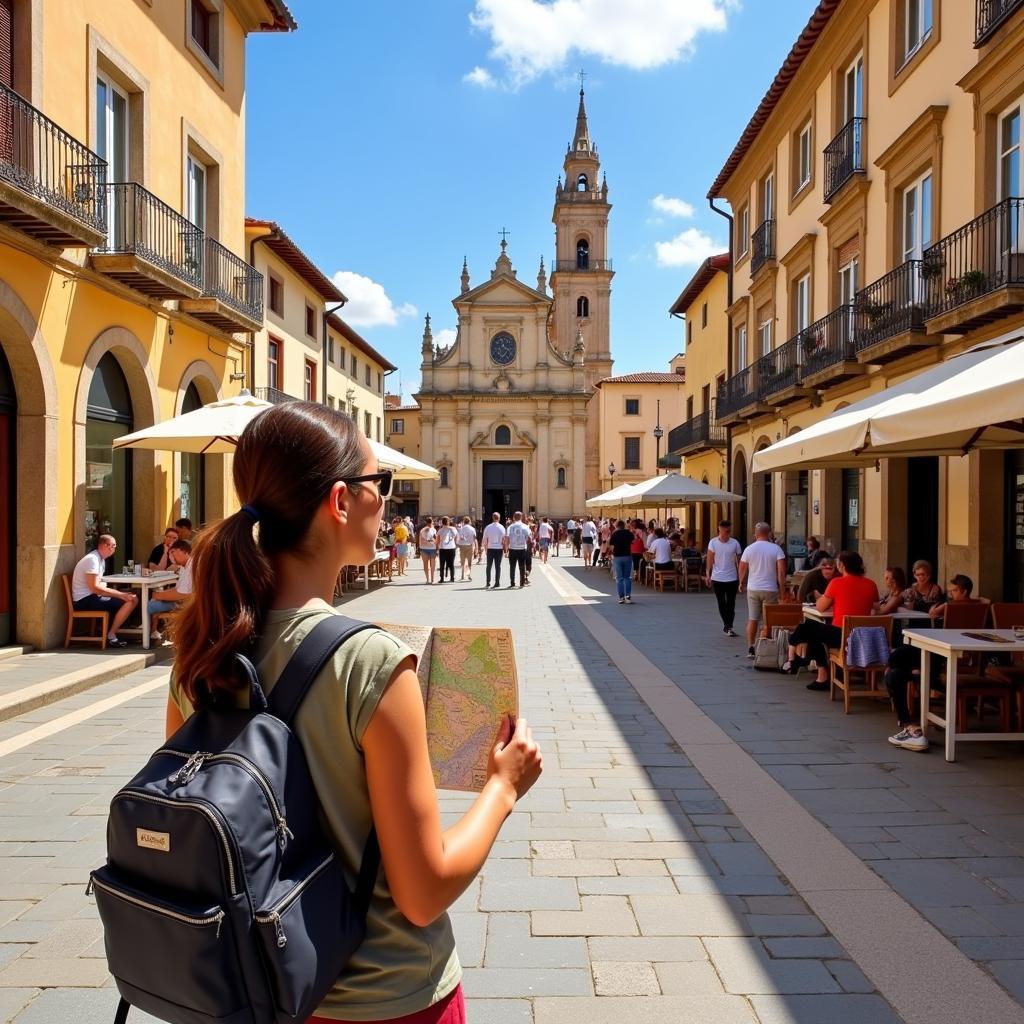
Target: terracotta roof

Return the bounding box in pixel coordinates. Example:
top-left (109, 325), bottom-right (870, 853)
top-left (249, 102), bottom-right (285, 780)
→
top-left (391, 404), bottom-right (421, 412)
top-left (595, 372), bottom-right (686, 388)
top-left (257, 1), bottom-right (297, 31)
top-left (669, 253), bottom-right (730, 317)
top-left (245, 218), bottom-right (345, 302)
top-left (326, 312), bottom-right (398, 372)
top-left (708, 0), bottom-right (842, 199)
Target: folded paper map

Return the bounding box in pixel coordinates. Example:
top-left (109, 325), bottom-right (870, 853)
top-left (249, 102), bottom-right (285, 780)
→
top-left (378, 623), bottom-right (518, 792)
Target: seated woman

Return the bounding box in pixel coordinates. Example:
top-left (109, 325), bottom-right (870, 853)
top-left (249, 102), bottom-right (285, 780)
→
top-left (901, 560), bottom-right (944, 613)
top-left (875, 566), bottom-right (908, 615)
top-left (784, 550), bottom-right (879, 691)
top-left (797, 558), bottom-right (836, 603)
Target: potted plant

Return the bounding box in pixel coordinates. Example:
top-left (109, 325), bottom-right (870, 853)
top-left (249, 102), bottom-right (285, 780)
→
top-left (920, 252), bottom-right (945, 279)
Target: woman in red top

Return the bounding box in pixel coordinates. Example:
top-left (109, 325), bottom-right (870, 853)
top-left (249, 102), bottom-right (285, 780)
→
top-left (783, 551), bottom-right (879, 691)
top-left (630, 519), bottom-right (646, 580)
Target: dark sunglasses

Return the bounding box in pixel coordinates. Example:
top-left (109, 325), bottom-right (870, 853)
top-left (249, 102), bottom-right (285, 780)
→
top-left (344, 470), bottom-right (394, 500)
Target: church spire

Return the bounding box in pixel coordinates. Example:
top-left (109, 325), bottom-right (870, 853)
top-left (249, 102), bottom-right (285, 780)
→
top-left (460, 256), bottom-right (470, 295)
top-left (421, 313), bottom-right (433, 355)
top-left (572, 87), bottom-right (592, 154)
top-left (537, 255), bottom-right (547, 294)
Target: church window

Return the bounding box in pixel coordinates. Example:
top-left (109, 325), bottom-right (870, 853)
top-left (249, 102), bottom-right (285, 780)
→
top-left (576, 239), bottom-right (589, 270)
top-left (439, 466), bottom-right (450, 488)
top-left (576, 296), bottom-right (589, 318)
top-left (556, 467), bottom-right (566, 488)
top-left (495, 425), bottom-right (511, 446)
top-left (577, 173), bottom-right (588, 192)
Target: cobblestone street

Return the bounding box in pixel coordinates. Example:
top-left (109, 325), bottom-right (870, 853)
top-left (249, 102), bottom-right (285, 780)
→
top-left (1, 557), bottom-right (1024, 1023)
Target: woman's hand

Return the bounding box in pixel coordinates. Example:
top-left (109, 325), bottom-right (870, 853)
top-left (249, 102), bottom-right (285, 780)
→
top-left (488, 716), bottom-right (543, 802)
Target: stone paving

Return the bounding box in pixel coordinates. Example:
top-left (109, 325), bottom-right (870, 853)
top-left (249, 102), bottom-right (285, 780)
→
top-left (0, 554), bottom-right (1022, 1022)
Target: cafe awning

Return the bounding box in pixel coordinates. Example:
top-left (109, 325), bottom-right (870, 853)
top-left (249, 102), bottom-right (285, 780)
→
top-left (752, 331), bottom-right (1024, 474)
top-left (614, 473), bottom-right (745, 509)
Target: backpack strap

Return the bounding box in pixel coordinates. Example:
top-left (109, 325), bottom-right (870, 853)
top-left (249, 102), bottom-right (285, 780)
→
top-left (267, 614), bottom-right (376, 727)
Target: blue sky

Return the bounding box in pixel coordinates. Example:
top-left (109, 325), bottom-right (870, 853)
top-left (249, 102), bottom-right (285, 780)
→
top-left (246, 1), bottom-right (815, 400)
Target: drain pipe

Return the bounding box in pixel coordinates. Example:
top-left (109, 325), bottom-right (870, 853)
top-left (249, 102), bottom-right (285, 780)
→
top-left (323, 302), bottom-right (347, 404)
top-left (709, 196), bottom-right (736, 500)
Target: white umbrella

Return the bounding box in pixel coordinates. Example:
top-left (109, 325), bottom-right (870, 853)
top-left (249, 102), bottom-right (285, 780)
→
top-left (752, 331), bottom-right (1024, 473)
top-left (369, 439), bottom-right (440, 481)
top-left (585, 482), bottom-right (640, 508)
top-left (616, 473), bottom-right (745, 509)
top-left (113, 391), bottom-right (272, 454)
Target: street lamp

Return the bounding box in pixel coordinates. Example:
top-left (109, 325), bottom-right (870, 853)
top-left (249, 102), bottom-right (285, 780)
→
top-left (608, 461), bottom-right (616, 488)
top-left (654, 399), bottom-right (664, 475)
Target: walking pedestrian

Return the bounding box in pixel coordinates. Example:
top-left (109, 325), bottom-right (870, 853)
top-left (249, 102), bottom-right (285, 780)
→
top-left (537, 516), bottom-right (553, 563)
top-left (418, 517), bottom-right (438, 584)
top-left (437, 517), bottom-right (458, 583)
top-left (580, 516), bottom-right (597, 568)
top-left (482, 512), bottom-right (506, 589)
top-left (705, 519), bottom-right (742, 637)
top-left (506, 512), bottom-right (530, 588)
top-left (738, 522), bottom-right (787, 657)
top-left (166, 401), bottom-right (542, 1023)
top-left (609, 519), bottom-right (635, 604)
top-left (457, 516), bottom-right (477, 580)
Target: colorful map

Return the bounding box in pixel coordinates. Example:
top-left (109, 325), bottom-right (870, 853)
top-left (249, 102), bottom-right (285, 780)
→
top-left (377, 623), bottom-right (519, 792)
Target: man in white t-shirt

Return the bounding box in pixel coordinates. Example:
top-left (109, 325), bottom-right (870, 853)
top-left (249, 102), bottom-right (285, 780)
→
top-left (457, 516), bottom-right (478, 581)
top-left (506, 512), bottom-right (531, 588)
top-left (70, 534), bottom-right (139, 647)
top-left (705, 519), bottom-right (743, 637)
top-left (739, 521), bottom-right (788, 656)
top-left (580, 516), bottom-right (598, 569)
top-left (537, 517), bottom-right (553, 564)
top-left (482, 512), bottom-right (507, 589)
top-left (567, 517), bottom-right (581, 557)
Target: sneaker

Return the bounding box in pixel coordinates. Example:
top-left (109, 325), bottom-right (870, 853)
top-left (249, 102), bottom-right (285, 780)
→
top-left (624, 597), bottom-right (632, 604)
top-left (107, 637), bottom-right (128, 648)
top-left (725, 627), bottom-right (737, 637)
top-left (150, 631), bottom-right (163, 643)
top-left (806, 680), bottom-right (829, 692)
top-left (747, 645), bottom-right (756, 659)
top-left (619, 598), bottom-right (625, 604)
top-left (888, 728), bottom-right (929, 752)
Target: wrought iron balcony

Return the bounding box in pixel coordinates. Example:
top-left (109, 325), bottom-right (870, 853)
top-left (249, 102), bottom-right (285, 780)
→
top-left (180, 237), bottom-right (264, 333)
top-left (91, 182), bottom-right (204, 298)
top-left (922, 197), bottom-right (1024, 333)
top-left (0, 82), bottom-right (107, 246)
top-left (852, 260), bottom-right (931, 361)
top-left (553, 258), bottom-right (613, 273)
top-left (254, 386), bottom-right (299, 404)
top-left (750, 219), bottom-right (775, 275)
top-left (755, 339), bottom-right (801, 403)
top-left (717, 365), bottom-right (761, 422)
top-left (797, 305), bottom-right (863, 386)
top-left (976, 0), bottom-right (1024, 44)
top-left (823, 117), bottom-right (866, 202)
top-left (666, 408), bottom-right (727, 454)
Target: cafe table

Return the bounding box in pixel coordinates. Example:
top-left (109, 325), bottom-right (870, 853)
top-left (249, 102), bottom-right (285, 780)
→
top-left (802, 604), bottom-right (932, 626)
top-left (356, 550), bottom-right (392, 590)
top-left (904, 628), bottom-right (1024, 762)
top-left (100, 570), bottom-right (177, 650)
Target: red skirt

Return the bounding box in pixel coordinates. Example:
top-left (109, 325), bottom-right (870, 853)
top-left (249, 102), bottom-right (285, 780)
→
top-left (307, 984), bottom-right (465, 1024)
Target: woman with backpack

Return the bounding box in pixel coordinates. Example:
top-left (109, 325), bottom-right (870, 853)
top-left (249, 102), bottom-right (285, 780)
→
top-left (167, 402), bottom-right (542, 1023)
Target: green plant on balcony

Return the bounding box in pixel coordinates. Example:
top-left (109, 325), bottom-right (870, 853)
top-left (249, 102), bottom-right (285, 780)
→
top-left (920, 253), bottom-right (945, 279)
top-left (944, 269), bottom-right (989, 305)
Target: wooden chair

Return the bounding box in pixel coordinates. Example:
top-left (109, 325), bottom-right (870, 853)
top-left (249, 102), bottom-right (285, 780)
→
top-left (640, 551), bottom-right (655, 587)
top-left (829, 615), bottom-right (893, 714)
top-left (63, 574), bottom-right (109, 649)
top-left (986, 603), bottom-right (1024, 724)
top-left (680, 558), bottom-right (702, 593)
top-left (653, 564), bottom-right (679, 593)
top-left (761, 603), bottom-right (804, 639)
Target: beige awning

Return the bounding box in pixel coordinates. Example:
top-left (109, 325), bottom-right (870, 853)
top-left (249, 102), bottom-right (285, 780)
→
top-left (610, 473), bottom-right (745, 509)
top-left (368, 439), bottom-right (440, 481)
top-left (585, 483), bottom-right (641, 508)
top-left (752, 332), bottom-right (1024, 473)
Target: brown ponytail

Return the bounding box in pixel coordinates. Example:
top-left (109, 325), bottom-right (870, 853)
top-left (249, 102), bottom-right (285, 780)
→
top-left (172, 401), bottom-right (365, 702)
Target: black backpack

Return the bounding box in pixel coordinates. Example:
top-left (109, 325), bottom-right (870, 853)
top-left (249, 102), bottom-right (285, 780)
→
top-left (88, 615), bottom-right (380, 1024)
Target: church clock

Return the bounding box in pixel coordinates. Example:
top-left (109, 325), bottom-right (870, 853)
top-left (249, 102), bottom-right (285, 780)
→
top-left (489, 331), bottom-right (517, 365)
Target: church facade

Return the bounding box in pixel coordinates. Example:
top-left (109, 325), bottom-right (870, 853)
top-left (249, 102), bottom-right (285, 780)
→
top-left (416, 90), bottom-right (613, 521)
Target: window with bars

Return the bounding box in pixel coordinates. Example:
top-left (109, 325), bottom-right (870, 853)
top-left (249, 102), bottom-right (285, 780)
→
top-left (623, 436), bottom-right (641, 470)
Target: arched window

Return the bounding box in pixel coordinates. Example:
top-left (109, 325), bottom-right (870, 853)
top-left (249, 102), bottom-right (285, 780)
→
top-left (576, 173), bottom-right (588, 192)
top-left (576, 239), bottom-right (589, 270)
top-left (439, 466), bottom-right (450, 488)
top-left (556, 467), bottom-right (566, 488)
top-left (576, 296), bottom-right (589, 318)
top-left (495, 425), bottom-right (511, 446)
top-left (179, 382), bottom-right (206, 525)
top-left (86, 353), bottom-right (134, 569)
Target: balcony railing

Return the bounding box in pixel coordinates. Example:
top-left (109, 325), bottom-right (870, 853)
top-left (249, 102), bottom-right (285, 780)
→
top-left (755, 338), bottom-right (800, 401)
top-left (666, 408), bottom-right (727, 453)
top-left (750, 219), bottom-right (775, 275)
top-left (798, 305), bottom-right (856, 377)
top-left (717, 365), bottom-right (757, 419)
top-left (823, 117), bottom-right (866, 202)
top-left (0, 81), bottom-right (107, 239)
top-left (976, 0), bottom-right (1024, 44)
top-left (853, 260), bottom-right (926, 352)
top-left (922, 197), bottom-right (1024, 321)
top-left (553, 258), bottom-right (613, 272)
top-left (202, 236), bottom-right (264, 323)
top-left (94, 182), bottom-right (204, 291)
top-left (254, 386), bottom-right (299, 404)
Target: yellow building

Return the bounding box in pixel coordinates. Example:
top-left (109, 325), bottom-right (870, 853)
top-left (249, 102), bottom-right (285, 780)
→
top-left (0, 0), bottom-right (293, 647)
top-left (666, 253), bottom-right (731, 547)
top-left (384, 395), bottom-right (422, 519)
top-left (594, 367), bottom-right (687, 496)
top-left (702, 0), bottom-right (1024, 599)
top-left (325, 315), bottom-right (396, 442)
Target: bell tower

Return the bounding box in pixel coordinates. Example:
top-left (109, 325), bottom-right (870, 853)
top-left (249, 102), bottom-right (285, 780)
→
top-left (550, 84), bottom-right (613, 499)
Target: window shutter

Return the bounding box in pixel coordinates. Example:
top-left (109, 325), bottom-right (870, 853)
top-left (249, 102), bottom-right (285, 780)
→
top-left (837, 235), bottom-right (860, 267)
top-left (0, 0), bottom-right (13, 89)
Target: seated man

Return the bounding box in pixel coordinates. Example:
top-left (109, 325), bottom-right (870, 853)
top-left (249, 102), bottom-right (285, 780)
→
top-left (147, 527), bottom-right (179, 572)
top-left (147, 539), bottom-right (193, 639)
top-left (71, 535), bottom-right (138, 648)
top-left (173, 517), bottom-right (193, 542)
top-left (928, 574), bottom-right (988, 622)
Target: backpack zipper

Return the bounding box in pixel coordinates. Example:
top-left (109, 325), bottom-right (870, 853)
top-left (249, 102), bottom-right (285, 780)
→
top-left (254, 852), bottom-right (335, 949)
top-left (88, 873), bottom-right (225, 938)
top-left (160, 748), bottom-right (294, 851)
top-left (112, 790), bottom-right (238, 895)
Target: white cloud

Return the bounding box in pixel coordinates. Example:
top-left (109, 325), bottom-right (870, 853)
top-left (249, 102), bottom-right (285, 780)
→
top-left (651, 194), bottom-right (695, 218)
top-left (433, 328), bottom-right (457, 350)
top-left (655, 227), bottom-right (724, 268)
top-left (463, 65), bottom-right (497, 88)
top-left (330, 271), bottom-right (417, 328)
top-left (467, 0), bottom-right (732, 88)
